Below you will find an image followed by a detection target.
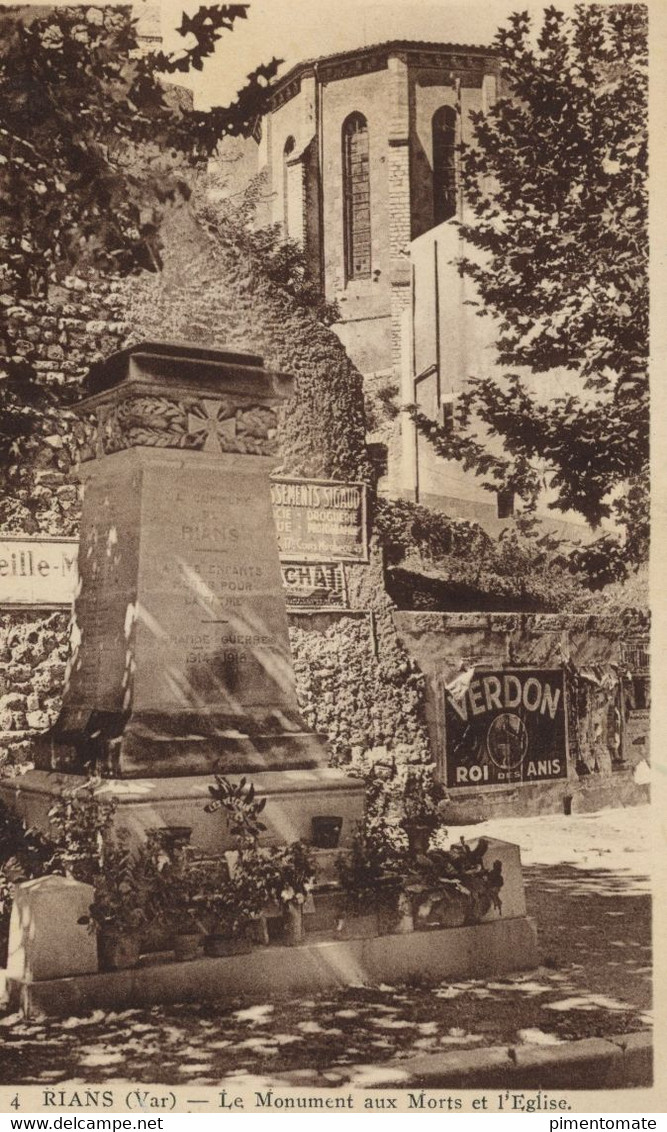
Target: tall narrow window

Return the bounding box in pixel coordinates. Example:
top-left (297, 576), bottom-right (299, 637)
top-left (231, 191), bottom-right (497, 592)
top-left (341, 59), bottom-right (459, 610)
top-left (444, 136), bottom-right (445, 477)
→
top-left (342, 113), bottom-right (371, 281)
top-left (497, 488), bottom-right (515, 520)
top-left (283, 135), bottom-right (295, 236)
top-left (432, 106), bottom-right (457, 224)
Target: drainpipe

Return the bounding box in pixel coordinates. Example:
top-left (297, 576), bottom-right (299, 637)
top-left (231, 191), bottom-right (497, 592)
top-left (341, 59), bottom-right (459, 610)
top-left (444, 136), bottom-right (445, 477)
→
top-left (314, 62), bottom-right (326, 296)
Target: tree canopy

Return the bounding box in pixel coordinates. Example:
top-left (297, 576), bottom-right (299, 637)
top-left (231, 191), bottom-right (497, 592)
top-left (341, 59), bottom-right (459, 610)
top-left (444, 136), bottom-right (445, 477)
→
top-left (0, 3), bottom-right (279, 509)
top-left (0, 3), bottom-right (278, 291)
top-left (415, 3), bottom-right (648, 585)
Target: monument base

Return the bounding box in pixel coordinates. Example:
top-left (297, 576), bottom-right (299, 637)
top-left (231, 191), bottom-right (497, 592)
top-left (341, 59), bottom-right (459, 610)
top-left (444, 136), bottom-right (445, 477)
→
top-left (0, 767), bottom-right (365, 853)
top-left (7, 916), bottom-right (539, 1019)
top-left (37, 712), bottom-right (332, 778)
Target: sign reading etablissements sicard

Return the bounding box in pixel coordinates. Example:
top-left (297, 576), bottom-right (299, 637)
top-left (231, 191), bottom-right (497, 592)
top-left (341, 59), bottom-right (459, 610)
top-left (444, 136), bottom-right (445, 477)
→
top-left (0, 537), bottom-right (78, 607)
top-left (270, 477), bottom-right (368, 563)
top-left (444, 668), bottom-right (567, 788)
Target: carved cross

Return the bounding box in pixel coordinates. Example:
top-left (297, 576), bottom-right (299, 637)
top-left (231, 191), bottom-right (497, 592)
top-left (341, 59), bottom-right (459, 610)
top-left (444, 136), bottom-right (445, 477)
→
top-left (187, 399), bottom-right (237, 453)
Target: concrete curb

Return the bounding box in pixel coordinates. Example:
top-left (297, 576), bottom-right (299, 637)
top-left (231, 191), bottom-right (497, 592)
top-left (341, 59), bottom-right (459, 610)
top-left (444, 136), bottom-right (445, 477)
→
top-left (365, 1030), bottom-right (652, 1090)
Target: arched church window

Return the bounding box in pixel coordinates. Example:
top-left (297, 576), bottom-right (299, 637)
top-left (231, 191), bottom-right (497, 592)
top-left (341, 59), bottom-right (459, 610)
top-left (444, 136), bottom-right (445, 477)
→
top-left (342, 113), bottom-right (371, 281)
top-left (283, 135), bottom-right (295, 236)
top-left (432, 105), bottom-right (457, 224)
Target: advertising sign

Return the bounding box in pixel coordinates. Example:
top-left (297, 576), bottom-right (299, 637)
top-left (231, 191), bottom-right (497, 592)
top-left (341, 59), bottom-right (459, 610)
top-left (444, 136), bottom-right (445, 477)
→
top-left (0, 537), bottom-right (78, 607)
top-left (281, 561), bottom-right (348, 611)
top-left (444, 667), bottom-right (567, 788)
top-left (270, 477), bottom-right (368, 562)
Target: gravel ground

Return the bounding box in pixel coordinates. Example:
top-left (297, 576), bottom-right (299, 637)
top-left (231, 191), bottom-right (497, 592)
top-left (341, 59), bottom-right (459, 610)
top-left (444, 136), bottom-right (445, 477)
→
top-left (0, 805), bottom-right (651, 1087)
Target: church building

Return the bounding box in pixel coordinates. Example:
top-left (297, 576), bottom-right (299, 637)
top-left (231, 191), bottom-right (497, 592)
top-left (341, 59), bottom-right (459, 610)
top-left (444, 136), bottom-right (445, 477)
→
top-left (214, 40), bottom-right (590, 535)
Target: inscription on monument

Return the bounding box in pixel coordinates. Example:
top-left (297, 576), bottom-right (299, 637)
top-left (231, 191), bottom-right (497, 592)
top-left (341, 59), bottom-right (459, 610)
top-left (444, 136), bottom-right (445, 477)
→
top-left (136, 466), bottom-right (296, 715)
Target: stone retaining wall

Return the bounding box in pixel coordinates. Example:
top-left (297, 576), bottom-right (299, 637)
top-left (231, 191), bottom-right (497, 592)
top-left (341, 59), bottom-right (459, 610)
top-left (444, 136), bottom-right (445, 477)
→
top-left (0, 611), bottom-right (68, 773)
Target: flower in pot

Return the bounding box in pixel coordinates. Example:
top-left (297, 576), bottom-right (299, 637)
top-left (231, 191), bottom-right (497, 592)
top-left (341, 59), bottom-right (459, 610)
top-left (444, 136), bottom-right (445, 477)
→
top-left (79, 841), bottom-right (158, 971)
top-left (151, 851), bottom-right (210, 961)
top-left (336, 821), bottom-right (406, 937)
top-left (260, 841), bottom-right (316, 946)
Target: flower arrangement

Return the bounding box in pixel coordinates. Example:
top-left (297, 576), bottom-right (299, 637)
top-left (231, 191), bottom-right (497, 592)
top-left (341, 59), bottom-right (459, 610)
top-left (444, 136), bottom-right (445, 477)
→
top-left (203, 774), bottom-right (315, 908)
top-left (198, 855), bottom-right (267, 940)
top-left (148, 847), bottom-right (211, 936)
top-left (336, 822), bottom-right (403, 916)
top-left (204, 776), bottom-right (267, 846)
top-left (259, 840), bottom-right (316, 908)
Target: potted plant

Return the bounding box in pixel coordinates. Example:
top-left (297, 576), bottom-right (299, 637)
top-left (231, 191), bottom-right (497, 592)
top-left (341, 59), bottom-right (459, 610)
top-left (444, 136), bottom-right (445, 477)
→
top-left (199, 854), bottom-right (269, 956)
top-left (47, 786), bottom-right (117, 887)
top-left (403, 836), bottom-right (503, 930)
top-left (335, 825), bottom-right (390, 938)
top-left (335, 820), bottom-right (410, 937)
top-left (151, 852), bottom-right (210, 961)
top-left (260, 841), bottom-right (316, 946)
top-left (79, 841), bottom-right (158, 970)
top-left (400, 764), bottom-right (448, 855)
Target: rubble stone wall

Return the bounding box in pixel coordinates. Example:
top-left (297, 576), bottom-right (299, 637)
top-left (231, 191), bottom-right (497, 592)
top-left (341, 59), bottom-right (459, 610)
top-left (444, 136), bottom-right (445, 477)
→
top-left (0, 611), bottom-right (68, 773)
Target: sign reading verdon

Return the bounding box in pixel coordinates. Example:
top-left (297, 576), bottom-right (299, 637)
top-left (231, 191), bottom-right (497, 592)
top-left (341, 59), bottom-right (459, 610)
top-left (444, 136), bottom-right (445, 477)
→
top-left (444, 667), bottom-right (567, 788)
top-left (270, 477), bottom-right (368, 562)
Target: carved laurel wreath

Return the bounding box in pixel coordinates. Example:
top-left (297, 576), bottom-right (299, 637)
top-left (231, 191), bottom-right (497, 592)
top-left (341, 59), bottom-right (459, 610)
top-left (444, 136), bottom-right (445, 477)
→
top-left (79, 395), bottom-right (279, 460)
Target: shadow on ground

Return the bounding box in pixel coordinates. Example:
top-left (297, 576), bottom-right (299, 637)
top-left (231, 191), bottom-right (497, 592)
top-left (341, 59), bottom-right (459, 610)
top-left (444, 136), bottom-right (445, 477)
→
top-left (0, 861), bottom-right (650, 1086)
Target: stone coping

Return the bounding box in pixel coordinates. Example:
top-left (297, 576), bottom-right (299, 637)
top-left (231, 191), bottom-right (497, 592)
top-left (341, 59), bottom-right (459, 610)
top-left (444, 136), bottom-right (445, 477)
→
top-left (9, 916), bottom-right (538, 1019)
top-left (1, 767), bottom-right (364, 803)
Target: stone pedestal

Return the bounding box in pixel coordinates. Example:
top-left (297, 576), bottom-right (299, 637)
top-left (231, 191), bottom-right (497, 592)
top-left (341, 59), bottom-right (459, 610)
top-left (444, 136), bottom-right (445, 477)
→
top-left (6, 342), bottom-right (363, 838)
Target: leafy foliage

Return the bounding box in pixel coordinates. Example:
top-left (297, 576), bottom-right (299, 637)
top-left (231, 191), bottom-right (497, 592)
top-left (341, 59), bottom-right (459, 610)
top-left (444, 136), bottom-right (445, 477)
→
top-left (0, 4), bottom-right (279, 503)
top-left (375, 497), bottom-right (596, 607)
top-left (46, 786), bottom-right (117, 886)
top-left (418, 4), bottom-right (648, 581)
top-left (199, 853), bottom-right (268, 937)
top-left (336, 773), bottom-right (503, 927)
top-left (0, 800), bottom-right (57, 962)
top-left (0, 4), bottom-right (278, 292)
top-left (404, 837), bottom-right (504, 927)
top-left (374, 496), bottom-right (491, 567)
top-left (200, 174), bottom-right (340, 325)
top-left (0, 786), bottom-right (118, 957)
top-left (256, 840), bottom-right (316, 908)
top-left (80, 839), bottom-right (162, 935)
